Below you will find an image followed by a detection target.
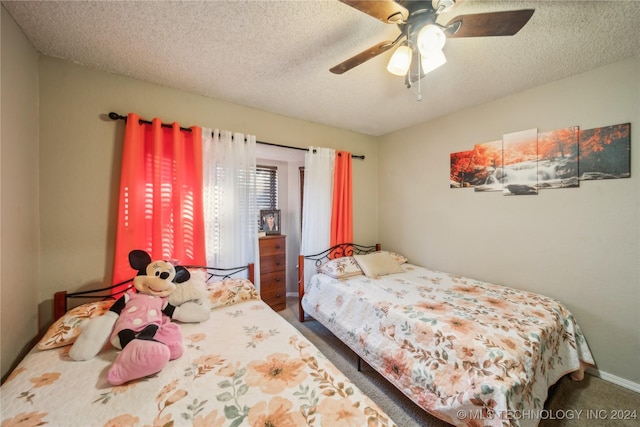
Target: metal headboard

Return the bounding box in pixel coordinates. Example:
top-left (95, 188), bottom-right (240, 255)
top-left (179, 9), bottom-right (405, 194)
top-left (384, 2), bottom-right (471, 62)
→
top-left (302, 243), bottom-right (380, 267)
top-left (297, 243), bottom-right (380, 322)
top-left (53, 264), bottom-right (254, 321)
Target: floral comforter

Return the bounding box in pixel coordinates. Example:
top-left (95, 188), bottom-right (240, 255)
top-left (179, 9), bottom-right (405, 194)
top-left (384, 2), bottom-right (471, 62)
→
top-left (2, 282), bottom-right (395, 427)
top-left (301, 264), bottom-right (595, 427)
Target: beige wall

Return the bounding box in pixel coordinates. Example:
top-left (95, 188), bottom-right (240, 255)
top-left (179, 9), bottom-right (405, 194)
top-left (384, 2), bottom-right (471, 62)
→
top-left (378, 57), bottom-right (640, 385)
top-left (1, 6), bottom-right (40, 380)
top-left (35, 56), bottom-right (379, 331)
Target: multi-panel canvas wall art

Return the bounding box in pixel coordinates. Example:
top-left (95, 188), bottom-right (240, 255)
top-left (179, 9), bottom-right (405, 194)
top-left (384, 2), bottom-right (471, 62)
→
top-left (450, 122), bottom-right (630, 195)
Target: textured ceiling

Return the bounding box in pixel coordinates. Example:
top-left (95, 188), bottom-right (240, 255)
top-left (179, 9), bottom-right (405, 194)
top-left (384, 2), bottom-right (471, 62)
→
top-left (3, 0), bottom-right (640, 136)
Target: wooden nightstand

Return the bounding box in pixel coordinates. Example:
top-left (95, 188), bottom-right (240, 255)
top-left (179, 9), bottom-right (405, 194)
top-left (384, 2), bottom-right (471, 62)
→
top-left (259, 235), bottom-right (286, 311)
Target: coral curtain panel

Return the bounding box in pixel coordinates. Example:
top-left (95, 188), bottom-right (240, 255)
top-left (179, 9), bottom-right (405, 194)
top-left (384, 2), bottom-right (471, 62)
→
top-left (330, 151), bottom-right (353, 247)
top-left (112, 113), bottom-right (206, 290)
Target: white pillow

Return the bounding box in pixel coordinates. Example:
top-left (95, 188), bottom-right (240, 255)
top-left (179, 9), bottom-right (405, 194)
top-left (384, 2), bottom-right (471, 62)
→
top-left (376, 250), bottom-right (408, 264)
top-left (318, 256), bottom-right (363, 279)
top-left (37, 300), bottom-right (116, 350)
top-left (206, 278), bottom-right (260, 309)
top-left (353, 252), bottom-right (404, 279)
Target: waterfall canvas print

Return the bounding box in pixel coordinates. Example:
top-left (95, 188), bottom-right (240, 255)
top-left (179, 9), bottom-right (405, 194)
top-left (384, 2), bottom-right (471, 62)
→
top-left (449, 122), bottom-right (629, 194)
top-left (578, 123), bottom-right (631, 180)
top-left (537, 126), bottom-right (580, 189)
top-left (502, 128), bottom-right (539, 195)
top-left (473, 139), bottom-right (503, 192)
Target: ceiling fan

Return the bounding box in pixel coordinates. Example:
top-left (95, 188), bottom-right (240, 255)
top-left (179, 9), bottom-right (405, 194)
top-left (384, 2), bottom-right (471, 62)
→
top-left (331, 0), bottom-right (534, 87)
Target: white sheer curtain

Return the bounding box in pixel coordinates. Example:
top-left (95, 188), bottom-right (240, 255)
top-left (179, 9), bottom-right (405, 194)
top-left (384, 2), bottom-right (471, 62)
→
top-left (300, 147), bottom-right (335, 286)
top-left (202, 128), bottom-right (258, 279)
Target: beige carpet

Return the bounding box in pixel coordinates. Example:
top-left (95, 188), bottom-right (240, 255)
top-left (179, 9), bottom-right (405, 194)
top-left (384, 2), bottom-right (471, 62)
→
top-left (278, 297), bottom-right (639, 426)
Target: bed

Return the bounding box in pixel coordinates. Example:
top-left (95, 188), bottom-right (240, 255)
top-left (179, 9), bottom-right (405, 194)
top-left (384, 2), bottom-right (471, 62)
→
top-left (1, 263), bottom-right (396, 427)
top-left (298, 244), bottom-right (595, 427)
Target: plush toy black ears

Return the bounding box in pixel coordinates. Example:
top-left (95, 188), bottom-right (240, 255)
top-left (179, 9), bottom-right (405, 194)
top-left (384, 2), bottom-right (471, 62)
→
top-left (129, 250), bottom-right (152, 275)
top-left (128, 249), bottom-right (191, 283)
top-left (173, 266), bottom-right (191, 284)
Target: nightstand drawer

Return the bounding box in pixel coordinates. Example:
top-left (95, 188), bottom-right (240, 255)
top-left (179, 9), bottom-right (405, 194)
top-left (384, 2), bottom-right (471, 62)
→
top-left (260, 254), bottom-right (286, 273)
top-left (259, 236), bottom-right (285, 256)
top-left (261, 270), bottom-right (286, 290)
top-left (261, 271), bottom-right (286, 310)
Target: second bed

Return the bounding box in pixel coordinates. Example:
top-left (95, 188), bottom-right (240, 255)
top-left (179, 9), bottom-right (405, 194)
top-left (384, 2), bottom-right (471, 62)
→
top-left (298, 244), bottom-right (595, 427)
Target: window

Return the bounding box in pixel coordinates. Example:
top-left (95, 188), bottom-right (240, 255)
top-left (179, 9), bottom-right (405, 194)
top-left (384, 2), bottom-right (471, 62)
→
top-left (256, 165), bottom-right (278, 210)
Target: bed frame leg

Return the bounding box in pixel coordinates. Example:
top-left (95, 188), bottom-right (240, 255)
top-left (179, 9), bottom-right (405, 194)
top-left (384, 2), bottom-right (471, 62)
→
top-left (357, 355), bottom-right (362, 372)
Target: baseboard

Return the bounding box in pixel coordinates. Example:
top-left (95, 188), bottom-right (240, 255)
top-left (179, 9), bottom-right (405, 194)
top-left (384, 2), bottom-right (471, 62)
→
top-left (585, 367), bottom-right (640, 393)
top-left (286, 292), bottom-right (299, 298)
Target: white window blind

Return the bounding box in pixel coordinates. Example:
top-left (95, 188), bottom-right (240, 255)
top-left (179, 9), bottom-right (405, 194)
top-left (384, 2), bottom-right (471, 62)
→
top-left (256, 165), bottom-right (278, 210)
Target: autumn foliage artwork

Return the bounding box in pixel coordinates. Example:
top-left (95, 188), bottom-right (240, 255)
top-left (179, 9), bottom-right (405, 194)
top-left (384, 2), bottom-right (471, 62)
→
top-left (578, 124), bottom-right (631, 180)
top-left (450, 122), bottom-right (630, 195)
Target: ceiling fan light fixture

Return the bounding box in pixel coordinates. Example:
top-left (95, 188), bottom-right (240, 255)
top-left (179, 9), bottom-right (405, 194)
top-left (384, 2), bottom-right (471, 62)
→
top-left (420, 49), bottom-right (447, 74)
top-left (417, 24), bottom-right (446, 56)
top-left (432, 0), bottom-right (456, 13)
top-left (387, 44), bottom-right (412, 76)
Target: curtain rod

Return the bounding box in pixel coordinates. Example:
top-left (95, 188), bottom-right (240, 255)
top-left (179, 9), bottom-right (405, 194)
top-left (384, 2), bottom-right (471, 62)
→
top-left (107, 112), bottom-right (365, 160)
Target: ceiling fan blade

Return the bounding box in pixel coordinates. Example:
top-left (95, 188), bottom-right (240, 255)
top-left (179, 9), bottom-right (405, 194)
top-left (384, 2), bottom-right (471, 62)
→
top-left (330, 40), bottom-right (396, 74)
top-left (340, 0), bottom-right (408, 23)
top-left (444, 9), bottom-right (534, 38)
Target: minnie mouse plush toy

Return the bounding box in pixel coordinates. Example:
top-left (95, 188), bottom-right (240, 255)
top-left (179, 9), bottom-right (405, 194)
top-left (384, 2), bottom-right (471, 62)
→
top-left (69, 250), bottom-right (209, 385)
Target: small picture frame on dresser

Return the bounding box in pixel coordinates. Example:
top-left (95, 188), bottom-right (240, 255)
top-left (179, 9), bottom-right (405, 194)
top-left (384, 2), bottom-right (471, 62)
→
top-left (260, 209), bottom-right (281, 235)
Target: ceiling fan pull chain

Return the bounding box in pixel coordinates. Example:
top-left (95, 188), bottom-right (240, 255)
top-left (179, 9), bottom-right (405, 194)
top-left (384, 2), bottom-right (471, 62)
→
top-left (407, 35), bottom-right (422, 102)
top-left (415, 56), bottom-right (423, 102)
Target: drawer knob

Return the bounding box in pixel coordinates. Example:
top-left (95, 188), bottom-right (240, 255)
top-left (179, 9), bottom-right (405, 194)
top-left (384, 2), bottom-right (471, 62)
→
top-left (275, 260), bottom-right (281, 265)
top-left (275, 244), bottom-right (281, 249)
top-left (275, 277), bottom-right (281, 282)
top-left (276, 293), bottom-right (281, 298)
